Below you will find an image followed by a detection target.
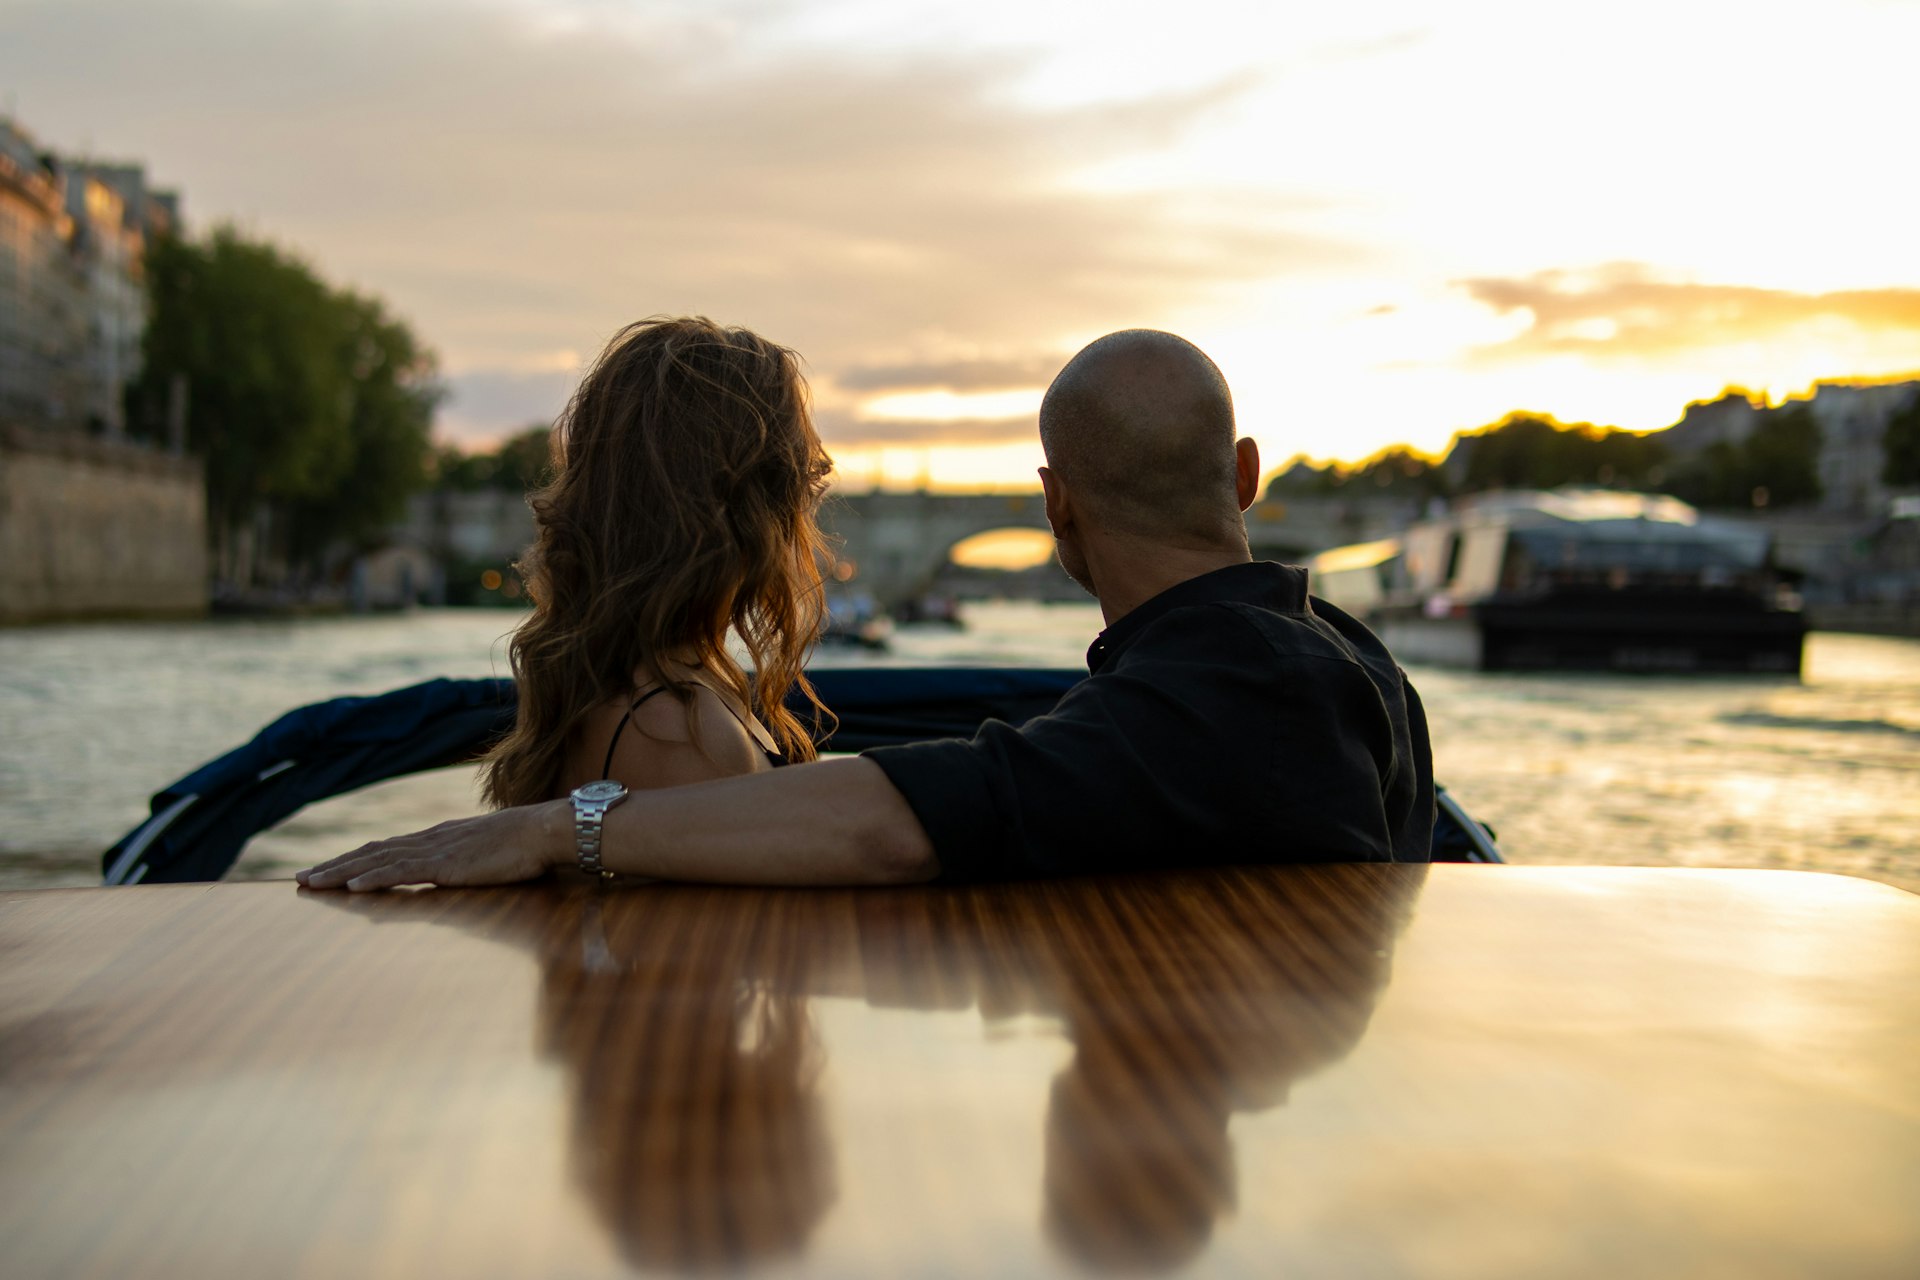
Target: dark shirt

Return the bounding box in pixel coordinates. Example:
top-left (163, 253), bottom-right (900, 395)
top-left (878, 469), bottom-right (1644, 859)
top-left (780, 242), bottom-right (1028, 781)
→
top-left (863, 561), bottom-right (1434, 882)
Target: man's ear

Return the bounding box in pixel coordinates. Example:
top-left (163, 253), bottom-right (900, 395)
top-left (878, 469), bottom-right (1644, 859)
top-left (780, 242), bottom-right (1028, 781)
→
top-left (1234, 438), bottom-right (1261, 512)
top-left (1039, 466), bottom-right (1074, 537)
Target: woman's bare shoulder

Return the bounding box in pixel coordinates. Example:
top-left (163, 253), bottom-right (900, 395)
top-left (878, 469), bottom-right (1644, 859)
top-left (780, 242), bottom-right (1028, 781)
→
top-left (561, 679), bottom-right (766, 794)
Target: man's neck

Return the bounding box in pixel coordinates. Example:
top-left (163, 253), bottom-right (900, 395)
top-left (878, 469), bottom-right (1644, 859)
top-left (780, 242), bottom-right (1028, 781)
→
top-left (1084, 535), bottom-right (1254, 628)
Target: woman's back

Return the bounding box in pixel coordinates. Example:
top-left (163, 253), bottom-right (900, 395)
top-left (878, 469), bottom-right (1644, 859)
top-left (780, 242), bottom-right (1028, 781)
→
top-left (560, 662), bottom-right (783, 796)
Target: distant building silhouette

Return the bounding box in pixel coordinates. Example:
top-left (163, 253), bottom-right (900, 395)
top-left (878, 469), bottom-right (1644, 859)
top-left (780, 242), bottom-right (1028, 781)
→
top-left (1803, 381), bottom-right (1919, 514)
top-left (1662, 390), bottom-right (1765, 455)
top-left (1663, 381), bottom-right (1920, 515)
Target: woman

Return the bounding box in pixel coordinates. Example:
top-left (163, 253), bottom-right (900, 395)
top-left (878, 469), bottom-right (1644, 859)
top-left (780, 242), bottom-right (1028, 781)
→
top-left (482, 316), bottom-right (834, 809)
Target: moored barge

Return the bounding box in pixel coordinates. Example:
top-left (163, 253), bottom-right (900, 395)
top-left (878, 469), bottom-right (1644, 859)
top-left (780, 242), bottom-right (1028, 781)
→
top-left (1311, 490), bottom-right (1807, 674)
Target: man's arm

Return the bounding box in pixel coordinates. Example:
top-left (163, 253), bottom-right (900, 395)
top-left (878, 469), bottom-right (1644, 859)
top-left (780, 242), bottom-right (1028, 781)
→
top-left (296, 757), bottom-right (938, 891)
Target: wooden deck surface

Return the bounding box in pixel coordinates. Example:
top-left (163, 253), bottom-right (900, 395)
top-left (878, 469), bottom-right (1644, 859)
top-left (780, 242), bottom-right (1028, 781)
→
top-left (2, 864), bottom-right (1916, 1277)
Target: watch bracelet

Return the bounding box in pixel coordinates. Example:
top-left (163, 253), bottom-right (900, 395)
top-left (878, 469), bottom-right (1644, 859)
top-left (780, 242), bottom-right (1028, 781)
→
top-left (576, 808), bottom-right (609, 879)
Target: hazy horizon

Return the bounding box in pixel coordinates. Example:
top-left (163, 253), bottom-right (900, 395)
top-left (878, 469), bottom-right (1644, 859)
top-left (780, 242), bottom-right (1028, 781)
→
top-left (442, 366), bottom-right (1920, 493)
top-left (7, 0), bottom-right (1918, 489)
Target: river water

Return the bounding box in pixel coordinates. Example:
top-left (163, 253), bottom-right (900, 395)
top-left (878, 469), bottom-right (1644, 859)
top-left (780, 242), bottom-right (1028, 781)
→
top-left (2, 603), bottom-right (1916, 892)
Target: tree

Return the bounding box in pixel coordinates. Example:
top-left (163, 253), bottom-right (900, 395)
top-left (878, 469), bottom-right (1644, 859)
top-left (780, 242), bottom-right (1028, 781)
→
top-left (1667, 440), bottom-right (1753, 509)
top-left (1743, 404), bottom-right (1822, 507)
top-left (132, 225), bottom-right (441, 578)
top-left (431, 425), bottom-right (553, 494)
top-left (283, 291), bottom-right (443, 562)
top-left (1263, 457), bottom-right (1333, 498)
top-left (1263, 447), bottom-right (1448, 500)
top-left (1457, 414), bottom-right (1667, 492)
top-left (1666, 404), bottom-right (1822, 509)
top-left (492, 425), bottom-right (554, 493)
top-left (1884, 393), bottom-right (1920, 488)
top-left (1339, 446), bottom-right (1449, 497)
top-left (432, 444), bottom-right (499, 491)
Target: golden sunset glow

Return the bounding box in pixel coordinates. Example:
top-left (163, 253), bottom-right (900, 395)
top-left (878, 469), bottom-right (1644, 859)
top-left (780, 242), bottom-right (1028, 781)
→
top-left (855, 389), bottom-right (1043, 425)
top-left (948, 528), bottom-right (1057, 571)
top-left (10, 0), bottom-right (1915, 482)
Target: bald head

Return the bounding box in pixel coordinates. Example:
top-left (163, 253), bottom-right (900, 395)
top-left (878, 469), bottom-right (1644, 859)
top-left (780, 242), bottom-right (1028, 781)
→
top-left (1039, 330), bottom-right (1242, 546)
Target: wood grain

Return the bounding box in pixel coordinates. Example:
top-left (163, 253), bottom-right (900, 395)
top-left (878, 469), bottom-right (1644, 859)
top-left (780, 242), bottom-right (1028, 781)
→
top-left (2, 865), bottom-right (1916, 1277)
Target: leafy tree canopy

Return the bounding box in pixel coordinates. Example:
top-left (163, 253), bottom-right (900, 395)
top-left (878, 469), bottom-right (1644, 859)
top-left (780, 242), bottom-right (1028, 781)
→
top-left (1666, 403), bottom-right (1823, 509)
top-left (1884, 393), bottom-right (1920, 488)
top-left (1455, 413), bottom-right (1668, 493)
top-left (1266, 446), bottom-right (1450, 499)
top-left (1262, 387), bottom-right (1852, 514)
top-left (432, 425), bottom-right (553, 493)
top-left (132, 225), bottom-right (442, 569)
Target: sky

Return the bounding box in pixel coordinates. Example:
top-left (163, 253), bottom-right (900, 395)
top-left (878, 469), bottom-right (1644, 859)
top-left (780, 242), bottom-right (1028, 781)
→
top-left (6, 0), bottom-right (1919, 489)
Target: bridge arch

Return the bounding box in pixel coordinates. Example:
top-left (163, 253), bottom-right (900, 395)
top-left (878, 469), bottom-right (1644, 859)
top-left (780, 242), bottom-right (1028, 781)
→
top-left (820, 491), bottom-right (1052, 607)
top-left (946, 526), bottom-right (1057, 571)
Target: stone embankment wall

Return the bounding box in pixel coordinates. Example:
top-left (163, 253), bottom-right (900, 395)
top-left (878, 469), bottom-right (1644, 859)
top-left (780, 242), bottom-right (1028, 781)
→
top-left (0, 426), bottom-right (208, 623)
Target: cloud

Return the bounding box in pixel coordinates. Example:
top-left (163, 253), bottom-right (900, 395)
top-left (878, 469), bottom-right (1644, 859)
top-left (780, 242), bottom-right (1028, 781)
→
top-left (810, 406), bottom-right (1035, 448)
top-left (834, 354), bottom-right (1066, 394)
top-left (1459, 264), bottom-right (1920, 362)
top-left (438, 372), bottom-right (1041, 451)
top-left (2, 0), bottom-right (1355, 435)
top-left (438, 367), bottom-right (580, 445)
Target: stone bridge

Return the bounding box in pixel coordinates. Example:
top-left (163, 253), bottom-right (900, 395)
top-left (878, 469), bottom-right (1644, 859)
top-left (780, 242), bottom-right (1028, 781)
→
top-left (820, 491), bottom-right (1051, 605)
top-left (824, 490), bottom-right (1404, 607)
top-left (393, 488), bottom-right (1410, 610)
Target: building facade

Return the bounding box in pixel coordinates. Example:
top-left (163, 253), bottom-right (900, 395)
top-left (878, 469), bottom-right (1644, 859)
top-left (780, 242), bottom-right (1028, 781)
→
top-left (1803, 381), bottom-right (1919, 516)
top-left (0, 120), bottom-right (87, 428)
top-left (0, 118), bottom-right (176, 437)
top-left (1, 118), bottom-right (205, 622)
top-left (1660, 380), bottom-right (1920, 516)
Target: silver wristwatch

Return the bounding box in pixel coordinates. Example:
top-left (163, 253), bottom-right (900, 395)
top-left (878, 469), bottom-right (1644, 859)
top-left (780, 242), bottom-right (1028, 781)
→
top-left (570, 780), bottom-right (630, 880)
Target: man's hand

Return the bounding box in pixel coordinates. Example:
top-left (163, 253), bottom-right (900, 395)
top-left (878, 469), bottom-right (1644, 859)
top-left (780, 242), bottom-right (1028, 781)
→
top-left (296, 800), bottom-right (568, 891)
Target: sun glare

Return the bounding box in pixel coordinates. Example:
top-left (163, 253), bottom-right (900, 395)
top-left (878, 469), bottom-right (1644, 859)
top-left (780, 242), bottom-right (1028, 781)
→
top-left (948, 528), bottom-right (1058, 571)
top-left (856, 390), bottom-right (1043, 424)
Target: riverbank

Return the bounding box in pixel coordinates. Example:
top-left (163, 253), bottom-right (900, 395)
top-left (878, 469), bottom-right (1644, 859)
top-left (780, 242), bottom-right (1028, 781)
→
top-left (0, 424), bottom-right (208, 624)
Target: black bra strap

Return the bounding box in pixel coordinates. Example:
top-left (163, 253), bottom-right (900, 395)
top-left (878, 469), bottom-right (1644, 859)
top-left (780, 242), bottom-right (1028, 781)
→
top-left (601, 687), bottom-right (668, 780)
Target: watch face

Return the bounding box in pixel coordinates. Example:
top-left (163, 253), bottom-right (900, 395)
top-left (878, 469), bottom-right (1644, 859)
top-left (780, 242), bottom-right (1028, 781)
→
top-left (573, 780), bottom-right (627, 802)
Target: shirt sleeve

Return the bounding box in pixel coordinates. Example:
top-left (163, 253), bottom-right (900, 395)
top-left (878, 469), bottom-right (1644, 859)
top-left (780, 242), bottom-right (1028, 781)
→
top-left (863, 603), bottom-right (1398, 882)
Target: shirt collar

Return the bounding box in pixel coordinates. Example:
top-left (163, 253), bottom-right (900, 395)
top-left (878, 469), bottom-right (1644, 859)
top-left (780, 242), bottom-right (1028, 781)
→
top-left (1085, 560), bottom-right (1310, 673)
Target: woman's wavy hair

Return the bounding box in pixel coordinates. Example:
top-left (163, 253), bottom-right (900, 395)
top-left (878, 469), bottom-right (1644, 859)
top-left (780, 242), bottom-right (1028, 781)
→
top-left (483, 316), bottom-right (833, 809)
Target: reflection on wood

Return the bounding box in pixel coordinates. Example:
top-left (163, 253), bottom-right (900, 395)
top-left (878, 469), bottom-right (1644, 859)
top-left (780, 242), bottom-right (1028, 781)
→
top-left (320, 866), bottom-right (1420, 1272)
top-left (544, 891), bottom-right (837, 1272)
top-left (2, 865), bottom-right (1917, 1278)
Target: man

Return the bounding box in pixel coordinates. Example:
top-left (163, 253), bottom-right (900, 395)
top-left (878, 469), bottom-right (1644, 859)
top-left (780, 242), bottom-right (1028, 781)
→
top-left (298, 330), bottom-right (1432, 892)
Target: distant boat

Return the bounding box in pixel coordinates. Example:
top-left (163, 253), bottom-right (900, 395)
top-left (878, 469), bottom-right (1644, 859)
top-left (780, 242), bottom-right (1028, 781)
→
top-left (822, 590), bottom-right (893, 650)
top-left (1310, 490), bottom-right (1807, 674)
top-left (894, 593), bottom-right (965, 628)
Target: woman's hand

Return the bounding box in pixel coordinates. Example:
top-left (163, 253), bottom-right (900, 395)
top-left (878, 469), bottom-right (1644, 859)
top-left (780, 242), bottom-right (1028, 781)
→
top-left (296, 800), bottom-right (570, 891)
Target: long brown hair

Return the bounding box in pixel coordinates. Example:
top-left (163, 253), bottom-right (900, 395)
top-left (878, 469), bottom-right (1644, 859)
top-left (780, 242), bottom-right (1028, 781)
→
top-left (483, 316), bottom-right (832, 808)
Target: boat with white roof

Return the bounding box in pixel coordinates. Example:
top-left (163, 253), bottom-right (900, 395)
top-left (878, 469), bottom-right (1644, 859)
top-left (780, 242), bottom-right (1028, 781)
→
top-left (1311, 489), bottom-right (1808, 673)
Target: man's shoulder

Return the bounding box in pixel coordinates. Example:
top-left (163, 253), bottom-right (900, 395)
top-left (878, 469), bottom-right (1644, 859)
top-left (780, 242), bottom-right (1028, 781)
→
top-left (1122, 594), bottom-right (1376, 669)
top-left (1113, 597), bottom-right (1279, 662)
top-left (1302, 596), bottom-right (1403, 667)
top-left (1092, 562), bottom-right (1412, 690)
